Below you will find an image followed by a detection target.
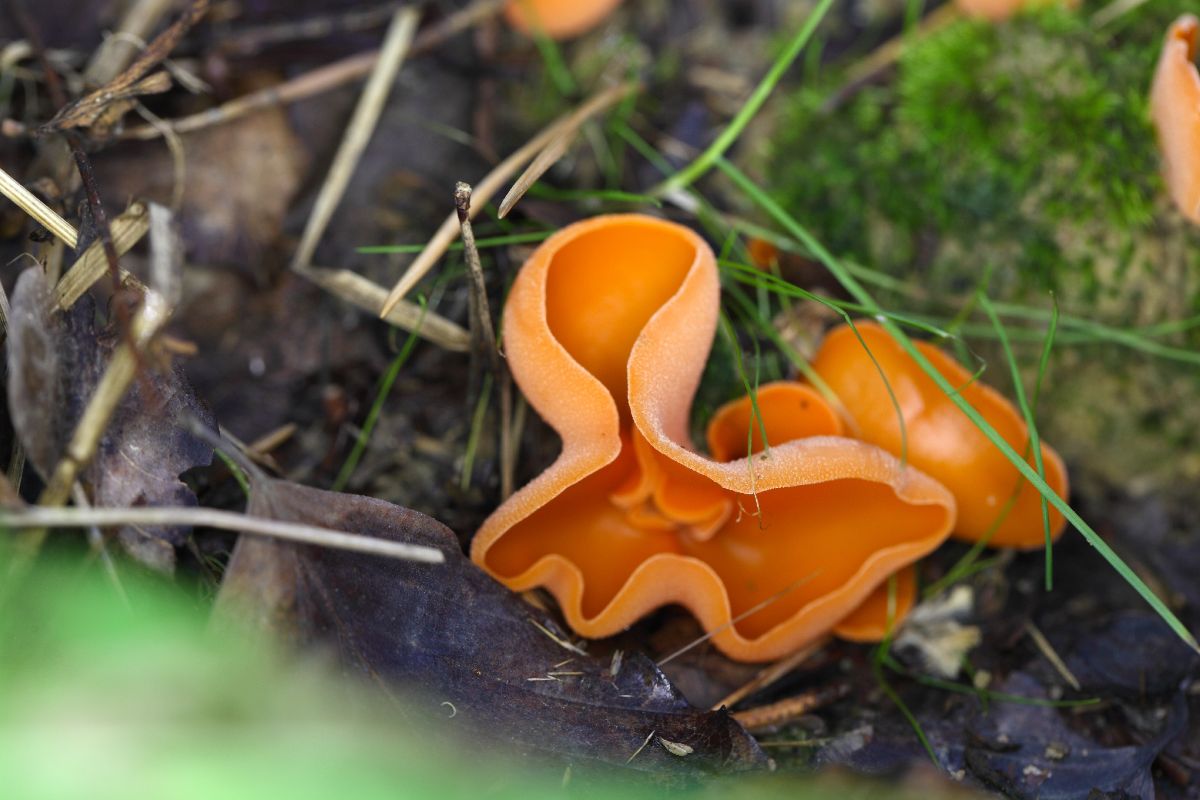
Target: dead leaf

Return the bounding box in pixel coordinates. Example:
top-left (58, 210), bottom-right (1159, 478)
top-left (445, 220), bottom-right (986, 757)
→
top-left (6, 266), bottom-right (214, 571)
top-left (216, 478), bottom-right (768, 775)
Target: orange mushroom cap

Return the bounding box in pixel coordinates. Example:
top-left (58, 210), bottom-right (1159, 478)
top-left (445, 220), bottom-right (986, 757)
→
top-left (810, 322), bottom-right (1068, 549)
top-left (471, 216), bottom-right (955, 662)
top-left (503, 0), bottom-right (624, 40)
top-left (953, 0), bottom-right (1076, 23)
top-left (1151, 15), bottom-right (1200, 224)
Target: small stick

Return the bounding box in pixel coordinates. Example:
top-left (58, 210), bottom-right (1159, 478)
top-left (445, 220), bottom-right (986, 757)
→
top-left (379, 81), bottom-right (640, 315)
top-left (290, 7), bottom-right (420, 273)
top-left (83, 0), bottom-right (175, 85)
top-left (0, 164), bottom-right (79, 247)
top-left (0, 506), bottom-right (445, 563)
top-left (1025, 620), bottom-right (1082, 691)
top-left (731, 683), bottom-right (851, 732)
top-left (119, 0), bottom-right (507, 142)
top-left (455, 182), bottom-right (512, 500)
top-left (713, 639), bottom-right (826, 710)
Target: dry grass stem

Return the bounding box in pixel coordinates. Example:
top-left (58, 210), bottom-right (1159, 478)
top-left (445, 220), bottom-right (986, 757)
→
top-left (379, 81), bottom-right (641, 315)
top-left (304, 265), bottom-right (470, 351)
top-left (54, 201), bottom-right (150, 310)
top-left (1024, 620), bottom-right (1082, 691)
top-left (290, 7), bottom-right (420, 272)
top-left (120, 0), bottom-right (506, 142)
top-left (497, 127), bottom-right (573, 219)
top-left (83, 0), bottom-right (176, 85)
top-left (713, 640), bottom-right (826, 709)
top-left (0, 506), bottom-right (445, 563)
top-left (0, 165), bottom-right (79, 247)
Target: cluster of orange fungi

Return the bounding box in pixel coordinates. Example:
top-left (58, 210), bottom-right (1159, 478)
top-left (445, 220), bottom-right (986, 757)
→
top-left (471, 215), bottom-right (1068, 662)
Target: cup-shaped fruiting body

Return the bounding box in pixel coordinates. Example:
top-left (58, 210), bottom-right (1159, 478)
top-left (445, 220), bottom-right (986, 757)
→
top-left (1151, 15), bottom-right (1200, 224)
top-left (471, 215), bottom-right (955, 662)
top-left (811, 322), bottom-right (1068, 549)
top-left (504, 0), bottom-right (624, 40)
top-left (954, 0), bottom-right (1076, 22)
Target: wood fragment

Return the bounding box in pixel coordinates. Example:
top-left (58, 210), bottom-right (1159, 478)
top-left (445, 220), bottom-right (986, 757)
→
top-left (731, 683), bottom-right (851, 732)
top-left (378, 81), bottom-right (640, 315)
top-left (713, 639), bottom-right (827, 710)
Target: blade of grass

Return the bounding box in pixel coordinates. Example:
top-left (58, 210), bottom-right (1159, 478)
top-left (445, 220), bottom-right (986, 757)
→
top-left (358, 230), bottom-right (554, 254)
top-left (980, 294), bottom-right (1055, 590)
top-left (651, 0), bottom-right (837, 196)
top-left (718, 156), bottom-right (1199, 653)
top-left (332, 306), bottom-right (425, 492)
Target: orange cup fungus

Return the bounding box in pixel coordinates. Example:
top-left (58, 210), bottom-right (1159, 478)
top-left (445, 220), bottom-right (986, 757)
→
top-left (1151, 15), bottom-right (1200, 224)
top-left (503, 0), bottom-right (624, 40)
top-left (953, 0), bottom-right (1077, 23)
top-left (471, 215), bottom-right (956, 662)
top-left (810, 323), bottom-right (1069, 550)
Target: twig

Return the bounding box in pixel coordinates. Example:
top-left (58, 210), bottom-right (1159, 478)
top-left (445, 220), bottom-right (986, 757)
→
top-left (712, 639), bottom-right (826, 710)
top-left (379, 81), bottom-right (640, 315)
top-left (455, 182), bottom-right (512, 500)
top-left (83, 0), bottom-right (176, 85)
top-left (0, 506), bottom-right (445, 563)
top-left (731, 683), bottom-right (851, 732)
top-left (290, 7), bottom-right (420, 273)
top-left (54, 200), bottom-right (149, 309)
top-left (119, 0), bottom-right (507, 141)
top-left (0, 164), bottom-right (79, 247)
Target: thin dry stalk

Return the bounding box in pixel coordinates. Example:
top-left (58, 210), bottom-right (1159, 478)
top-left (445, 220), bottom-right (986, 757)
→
top-left (54, 201), bottom-right (149, 309)
top-left (455, 182), bottom-right (512, 500)
top-left (712, 640), bottom-right (826, 710)
top-left (83, 0), bottom-right (176, 85)
top-left (120, 0), bottom-right (506, 141)
top-left (303, 265), bottom-right (470, 351)
top-left (379, 81), bottom-right (640, 315)
top-left (0, 506), bottom-right (445, 563)
top-left (496, 79), bottom-right (638, 220)
top-left (290, 7), bottom-right (419, 272)
top-left (0, 164), bottom-right (79, 247)
top-left (731, 683), bottom-right (851, 732)
top-left (1025, 620), bottom-right (1082, 691)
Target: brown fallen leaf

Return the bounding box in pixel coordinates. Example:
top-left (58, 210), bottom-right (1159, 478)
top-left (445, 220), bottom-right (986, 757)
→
top-left (38, 0), bottom-right (211, 138)
top-left (6, 266), bottom-right (214, 571)
top-left (216, 478), bottom-right (768, 775)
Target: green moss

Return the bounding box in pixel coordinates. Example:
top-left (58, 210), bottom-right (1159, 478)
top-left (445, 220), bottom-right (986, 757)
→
top-left (767, 3), bottom-right (1186, 298)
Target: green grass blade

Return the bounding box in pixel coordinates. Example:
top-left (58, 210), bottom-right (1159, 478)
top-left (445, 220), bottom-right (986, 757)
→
top-left (652, 0), bottom-right (837, 195)
top-left (980, 294), bottom-right (1055, 590)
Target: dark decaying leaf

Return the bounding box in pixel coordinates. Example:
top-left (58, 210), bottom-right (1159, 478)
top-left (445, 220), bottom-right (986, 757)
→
top-left (964, 672), bottom-right (1187, 800)
top-left (1064, 612), bottom-right (1199, 698)
top-left (6, 266), bottom-right (214, 571)
top-left (217, 478), bottom-right (768, 776)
